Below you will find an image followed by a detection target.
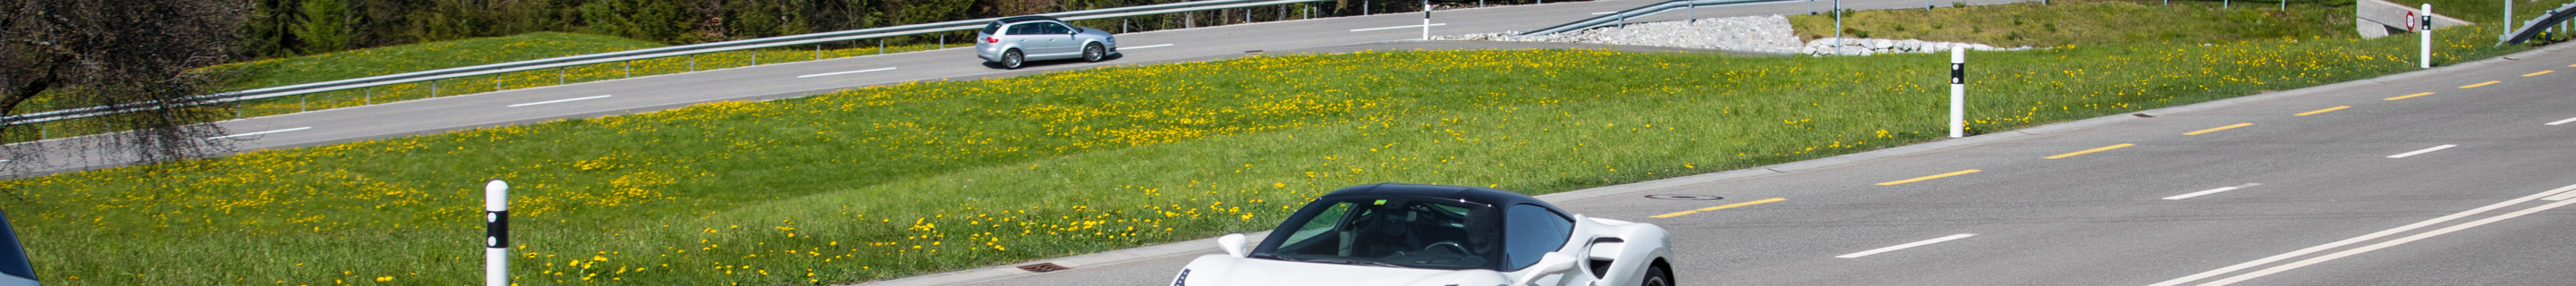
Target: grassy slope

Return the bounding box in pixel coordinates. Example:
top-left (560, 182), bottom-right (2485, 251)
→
top-left (1791, 0), bottom-right (2356, 46)
top-left (207, 32), bottom-right (669, 91)
top-left (0, 4), bottom-right (2544, 286)
top-left (2390, 0), bottom-right (2571, 26)
top-left (8, 32), bottom-right (947, 143)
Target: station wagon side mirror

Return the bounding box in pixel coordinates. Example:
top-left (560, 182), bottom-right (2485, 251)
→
top-left (1511, 253), bottom-right (1579, 286)
top-left (1216, 233), bottom-right (1248, 257)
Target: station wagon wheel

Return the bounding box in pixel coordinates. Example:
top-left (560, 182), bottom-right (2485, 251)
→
top-left (1000, 49), bottom-right (1026, 70)
top-left (1082, 43), bottom-right (1106, 63)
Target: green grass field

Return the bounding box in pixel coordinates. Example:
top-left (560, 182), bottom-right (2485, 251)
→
top-left (0, 3), bottom-right (2546, 286)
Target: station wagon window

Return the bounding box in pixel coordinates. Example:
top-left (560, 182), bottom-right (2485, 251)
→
top-left (1006, 23), bottom-right (1041, 36)
top-left (1502, 204), bottom-right (1572, 271)
top-left (1039, 22), bottom-right (1070, 34)
top-left (980, 22), bottom-right (1001, 35)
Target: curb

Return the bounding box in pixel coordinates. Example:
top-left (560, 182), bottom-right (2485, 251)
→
top-left (856, 41), bottom-right (2568, 286)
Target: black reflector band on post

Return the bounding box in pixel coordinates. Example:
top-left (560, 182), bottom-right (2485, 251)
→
top-left (486, 210), bottom-right (508, 248)
top-left (1951, 63), bottom-right (1965, 84)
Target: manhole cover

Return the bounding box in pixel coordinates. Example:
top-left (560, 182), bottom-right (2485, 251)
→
top-left (1644, 194), bottom-right (1724, 200)
top-left (1017, 262), bottom-right (1072, 273)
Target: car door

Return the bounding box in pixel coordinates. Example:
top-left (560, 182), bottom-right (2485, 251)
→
top-left (1033, 22), bottom-right (1076, 58)
top-left (1504, 204), bottom-right (1581, 286)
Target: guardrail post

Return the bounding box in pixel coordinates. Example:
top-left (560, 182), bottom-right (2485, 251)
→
top-left (752, 50), bottom-right (760, 65)
top-left (815, 44), bottom-right (822, 61)
top-left (557, 67), bottom-right (565, 85)
top-left (690, 55), bottom-right (698, 72)
top-left (879, 39), bottom-right (886, 55)
top-left (1188, 11), bottom-right (1197, 29)
top-left (485, 180), bottom-right (509, 286)
top-left (428, 80), bottom-right (437, 99)
top-left (494, 74), bottom-right (501, 91)
top-left (623, 61), bottom-right (631, 78)
top-left (364, 88), bottom-right (371, 105)
top-left (300, 94), bottom-right (307, 112)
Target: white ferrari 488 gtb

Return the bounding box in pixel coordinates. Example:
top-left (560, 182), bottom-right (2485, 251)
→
top-left (1173, 183), bottom-right (1674, 286)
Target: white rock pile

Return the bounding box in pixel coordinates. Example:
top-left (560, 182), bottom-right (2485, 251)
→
top-left (1438, 15), bottom-right (1805, 55)
top-left (1798, 38), bottom-right (2032, 55)
top-left (1438, 14), bottom-right (2035, 56)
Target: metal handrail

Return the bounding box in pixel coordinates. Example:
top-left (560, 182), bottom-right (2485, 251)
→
top-left (2502, 3), bottom-right (2576, 44)
top-left (1518, 0), bottom-right (1794, 36)
top-left (2, 0), bottom-right (1332, 126)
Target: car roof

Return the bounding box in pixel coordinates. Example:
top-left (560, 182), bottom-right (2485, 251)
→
top-left (995, 15), bottom-right (1061, 24)
top-left (1317, 182), bottom-right (1558, 210)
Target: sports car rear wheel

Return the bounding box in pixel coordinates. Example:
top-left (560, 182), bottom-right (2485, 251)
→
top-left (1643, 264), bottom-right (1673, 286)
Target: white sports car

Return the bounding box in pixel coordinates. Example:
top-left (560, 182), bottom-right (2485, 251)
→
top-left (1174, 183), bottom-right (1674, 286)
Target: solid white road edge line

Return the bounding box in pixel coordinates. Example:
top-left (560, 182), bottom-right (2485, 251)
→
top-left (2547, 117), bottom-right (2576, 125)
top-left (507, 95), bottom-right (614, 107)
top-left (1122, 44), bottom-right (1175, 50)
top-left (1348, 23), bottom-right (1447, 32)
top-left (2165, 183), bottom-right (2262, 200)
top-left (2199, 195), bottom-right (2576, 285)
top-left (2385, 144), bottom-right (2456, 158)
top-left (2146, 182), bottom-right (2576, 286)
top-left (796, 67), bottom-right (898, 79)
top-left (2541, 184), bottom-right (2576, 201)
top-left (205, 126), bottom-right (314, 140)
top-left (1835, 233), bottom-right (1976, 258)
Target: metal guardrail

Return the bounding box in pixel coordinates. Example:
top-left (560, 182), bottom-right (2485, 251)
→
top-left (1518, 0), bottom-right (1795, 36)
top-left (1, 0), bottom-right (1332, 126)
top-left (2502, 3), bottom-right (2576, 44)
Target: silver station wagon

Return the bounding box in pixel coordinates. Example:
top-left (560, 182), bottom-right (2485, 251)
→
top-left (975, 15), bottom-right (1118, 69)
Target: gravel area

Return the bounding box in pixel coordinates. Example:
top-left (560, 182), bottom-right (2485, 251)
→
top-left (1440, 15), bottom-right (2032, 55)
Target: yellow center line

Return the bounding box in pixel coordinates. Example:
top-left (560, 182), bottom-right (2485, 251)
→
top-left (2526, 71), bottom-right (2555, 77)
top-left (2045, 143), bottom-right (2136, 159)
top-left (2184, 122), bottom-right (2254, 135)
top-left (2294, 105), bottom-right (2351, 116)
top-left (2460, 80), bottom-right (2501, 88)
top-left (2567, 63), bottom-right (2576, 67)
top-left (1650, 198), bottom-right (1787, 218)
top-left (2385, 92), bottom-right (2435, 101)
top-left (1877, 169), bottom-right (1982, 186)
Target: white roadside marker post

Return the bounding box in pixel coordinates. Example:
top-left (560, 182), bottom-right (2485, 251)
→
top-left (1951, 46), bottom-right (1966, 138)
top-left (485, 180), bottom-right (510, 286)
top-left (1422, 1), bottom-right (1431, 40)
top-left (2422, 4), bottom-right (2435, 69)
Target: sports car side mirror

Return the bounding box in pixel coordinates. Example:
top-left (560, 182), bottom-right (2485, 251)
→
top-left (1511, 253), bottom-right (1580, 286)
top-left (1217, 233), bottom-right (1248, 257)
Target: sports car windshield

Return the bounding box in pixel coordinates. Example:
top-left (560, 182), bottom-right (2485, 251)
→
top-left (1250, 197), bottom-right (1502, 270)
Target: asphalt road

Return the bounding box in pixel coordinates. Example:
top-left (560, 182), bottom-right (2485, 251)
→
top-left (912, 44), bottom-right (2576, 285)
top-left (3, 0), bottom-right (1978, 176)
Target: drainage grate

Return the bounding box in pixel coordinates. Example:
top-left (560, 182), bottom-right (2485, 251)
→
top-left (1017, 263), bottom-right (1072, 273)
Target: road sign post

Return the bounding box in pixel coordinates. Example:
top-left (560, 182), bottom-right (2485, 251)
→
top-left (485, 180), bottom-right (510, 286)
top-left (1950, 47), bottom-right (1966, 138)
top-left (2422, 4), bottom-right (2434, 69)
